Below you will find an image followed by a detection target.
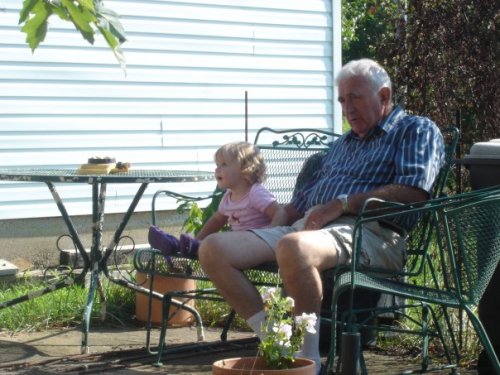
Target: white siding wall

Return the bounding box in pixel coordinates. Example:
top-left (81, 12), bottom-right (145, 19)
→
top-left (0, 0), bottom-right (341, 220)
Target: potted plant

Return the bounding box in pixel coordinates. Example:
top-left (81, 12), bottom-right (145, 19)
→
top-left (135, 270), bottom-right (196, 327)
top-left (212, 286), bottom-right (317, 374)
top-left (135, 255), bottom-right (197, 327)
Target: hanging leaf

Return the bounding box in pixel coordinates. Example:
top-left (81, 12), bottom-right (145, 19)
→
top-left (19, 0), bottom-right (51, 51)
top-left (19, 0), bottom-right (39, 23)
top-left (95, 1), bottom-right (127, 72)
top-left (60, 0), bottom-right (96, 44)
top-left (97, 25), bottom-right (126, 73)
top-left (18, 0), bottom-right (128, 70)
top-left (95, 2), bottom-right (127, 44)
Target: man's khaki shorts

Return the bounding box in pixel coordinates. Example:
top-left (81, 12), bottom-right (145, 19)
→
top-left (250, 215), bottom-right (407, 272)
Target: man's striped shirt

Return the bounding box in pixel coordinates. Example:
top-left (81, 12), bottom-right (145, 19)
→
top-left (291, 106), bottom-right (445, 215)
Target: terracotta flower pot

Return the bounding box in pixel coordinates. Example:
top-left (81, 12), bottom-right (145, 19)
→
top-left (212, 356), bottom-right (315, 375)
top-left (135, 272), bottom-right (196, 327)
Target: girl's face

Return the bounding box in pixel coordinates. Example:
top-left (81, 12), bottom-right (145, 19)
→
top-left (215, 154), bottom-right (247, 190)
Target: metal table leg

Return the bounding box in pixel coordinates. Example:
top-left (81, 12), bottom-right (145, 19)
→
top-left (11, 181), bottom-right (151, 353)
top-left (81, 182), bottom-right (107, 353)
top-left (46, 181), bottom-right (90, 272)
top-left (101, 183), bottom-right (149, 268)
top-left (82, 182), bottom-right (148, 353)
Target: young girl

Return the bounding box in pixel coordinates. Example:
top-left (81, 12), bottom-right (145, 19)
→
top-left (148, 141), bottom-right (287, 257)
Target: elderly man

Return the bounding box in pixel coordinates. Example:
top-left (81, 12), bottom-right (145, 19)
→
top-left (198, 59), bottom-right (445, 372)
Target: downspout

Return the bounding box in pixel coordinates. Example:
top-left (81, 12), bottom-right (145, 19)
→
top-left (332, 0), bottom-right (343, 134)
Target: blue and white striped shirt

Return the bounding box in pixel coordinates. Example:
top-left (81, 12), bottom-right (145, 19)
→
top-left (291, 106), bottom-right (445, 214)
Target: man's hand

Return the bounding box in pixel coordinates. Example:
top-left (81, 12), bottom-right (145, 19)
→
top-left (300, 184), bottom-right (428, 231)
top-left (303, 201), bottom-right (342, 230)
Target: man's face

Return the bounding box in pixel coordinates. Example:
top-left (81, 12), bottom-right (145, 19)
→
top-left (338, 75), bottom-right (389, 138)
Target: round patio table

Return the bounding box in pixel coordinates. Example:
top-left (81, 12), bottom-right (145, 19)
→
top-left (0, 167), bottom-right (214, 353)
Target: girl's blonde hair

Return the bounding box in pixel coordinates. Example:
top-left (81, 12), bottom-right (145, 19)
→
top-left (214, 142), bottom-right (266, 184)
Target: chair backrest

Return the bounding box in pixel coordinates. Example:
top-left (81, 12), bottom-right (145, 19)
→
top-left (431, 126), bottom-right (460, 199)
top-left (443, 192), bottom-right (500, 304)
top-left (253, 127), bottom-right (340, 204)
top-left (403, 126), bottom-right (459, 274)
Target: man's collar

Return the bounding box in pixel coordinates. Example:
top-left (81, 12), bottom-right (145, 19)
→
top-left (379, 105), bottom-right (404, 132)
top-left (346, 106), bottom-right (404, 140)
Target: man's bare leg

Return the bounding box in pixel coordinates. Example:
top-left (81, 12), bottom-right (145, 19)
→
top-left (275, 230), bottom-right (340, 372)
top-left (276, 230), bottom-right (339, 313)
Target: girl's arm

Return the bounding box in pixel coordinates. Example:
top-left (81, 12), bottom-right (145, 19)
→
top-left (264, 201), bottom-right (288, 227)
top-left (195, 211), bottom-right (228, 240)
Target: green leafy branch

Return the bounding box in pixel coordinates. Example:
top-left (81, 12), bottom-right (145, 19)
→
top-left (176, 188), bottom-right (226, 235)
top-left (18, 0), bottom-right (127, 70)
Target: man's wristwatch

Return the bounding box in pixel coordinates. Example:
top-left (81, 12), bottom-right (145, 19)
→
top-left (337, 194), bottom-right (349, 213)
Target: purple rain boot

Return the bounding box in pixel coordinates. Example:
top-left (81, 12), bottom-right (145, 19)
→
top-left (148, 225), bottom-right (180, 256)
top-left (179, 234), bottom-right (200, 258)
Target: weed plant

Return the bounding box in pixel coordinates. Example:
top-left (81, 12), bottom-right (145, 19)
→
top-left (373, 240), bottom-right (481, 367)
top-left (0, 275), bottom-right (243, 333)
top-left (0, 277), bottom-right (135, 333)
top-left (375, 301), bottom-right (480, 368)
top-left (194, 280), bottom-right (249, 331)
top-left (0, 279), bottom-right (85, 332)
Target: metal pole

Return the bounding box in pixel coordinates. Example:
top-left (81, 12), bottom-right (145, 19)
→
top-left (245, 91), bottom-right (248, 142)
top-left (340, 332), bottom-right (360, 374)
top-left (456, 109), bottom-right (462, 194)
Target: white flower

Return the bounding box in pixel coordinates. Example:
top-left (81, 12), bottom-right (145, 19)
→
top-left (279, 338), bottom-right (292, 347)
top-left (295, 312), bottom-right (318, 334)
top-left (278, 324), bottom-right (293, 347)
top-left (258, 286), bottom-right (318, 369)
top-left (261, 287), bottom-right (277, 303)
top-left (271, 322), bottom-right (280, 333)
top-left (285, 296), bottom-right (295, 309)
top-left (279, 323), bottom-right (293, 339)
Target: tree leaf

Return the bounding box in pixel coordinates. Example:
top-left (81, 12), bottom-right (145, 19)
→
top-left (95, 1), bottom-right (127, 44)
top-left (18, 0), bottom-right (128, 70)
top-left (51, 4), bottom-right (71, 21)
top-left (60, 0), bottom-right (96, 44)
top-left (18, 0), bottom-right (39, 24)
top-left (19, 0), bottom-right (51, 51)
top-left (97, 25), bottom-right (127, 73)
top-left (76, 0), bottom-right (95, 12)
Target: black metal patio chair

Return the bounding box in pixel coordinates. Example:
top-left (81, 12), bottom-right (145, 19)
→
top-left (326, 186), bottom-right (500, 374)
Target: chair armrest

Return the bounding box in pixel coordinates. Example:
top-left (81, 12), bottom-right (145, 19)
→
top-left (349, 188), bottom-right (500, 277)
top-left (350, 198), bottom-right (431, 276)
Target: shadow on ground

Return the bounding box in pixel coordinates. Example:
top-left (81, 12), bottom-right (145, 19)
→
top-left (0, 326), bottom-right (477, 374)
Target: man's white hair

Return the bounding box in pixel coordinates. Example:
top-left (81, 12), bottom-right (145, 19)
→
top-left (335, 58), bottom-right (392, 95)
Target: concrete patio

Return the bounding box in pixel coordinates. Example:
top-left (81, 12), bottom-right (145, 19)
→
top-left (0, 325), bottom-right (477, 374)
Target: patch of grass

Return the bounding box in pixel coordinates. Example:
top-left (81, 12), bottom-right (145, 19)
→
top-left (0, 276), bottom-right (136, 333)
top-left (194, 280), bottom-right (249, 331)
top-left (0, 274), bottom-right (246, 334)
top-left (371, 241), bottom-right (482, 367)
top-left (0, 279), bottom-right (86, 332)
top-left (386, 303), bottom-right (481, 366)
